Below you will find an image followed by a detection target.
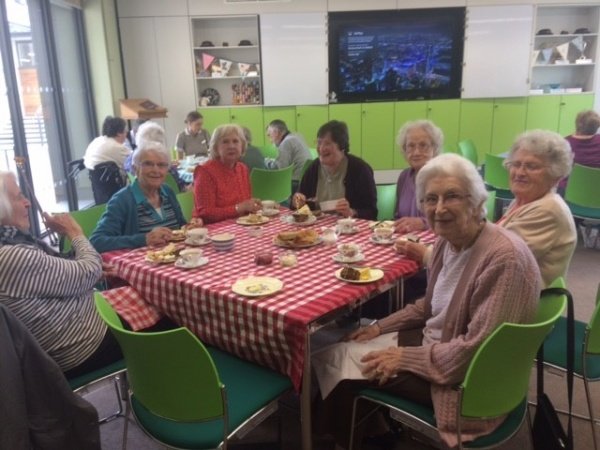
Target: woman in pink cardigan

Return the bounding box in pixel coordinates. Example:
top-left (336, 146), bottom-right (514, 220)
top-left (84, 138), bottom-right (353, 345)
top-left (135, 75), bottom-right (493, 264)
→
top-left (312, 154), bottom-right (541, 449)
top-left (192, 124), bottom-right (261, 223)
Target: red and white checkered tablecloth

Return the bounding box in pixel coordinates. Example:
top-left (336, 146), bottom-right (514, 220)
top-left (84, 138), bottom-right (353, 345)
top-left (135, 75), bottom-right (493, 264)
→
top-left (102, 213), bottom-right (435, 390)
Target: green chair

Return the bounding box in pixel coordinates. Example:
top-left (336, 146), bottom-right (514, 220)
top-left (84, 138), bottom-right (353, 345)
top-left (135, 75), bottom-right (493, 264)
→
top-left (61, 203), bottom-right (107, 253)
top-left (250, 166), bottom-right (294, 203)
top-left (259, 144), bottom-right (279, 159)
top-left (483, 153), bottom-right (513, 201)
top-left (301, 158), bottom-right (314, 177)
top-left (485, 190), bottom-right (497, 222)
top-left (564, 164), bottom-right (600, 220)
top-left (376, 184), bottom-right (397, 221)
top-left (349, 284), bottom-right (567, 450)
top-left (176, 191), bottom-right (194, 223)
top-left (458, 139), bottom-right (479, 167)
top-left (541, 282), bottom-right (600, 450)
top-left (308, 147), bottom-right (318, 159)
top-left (94, 292), bottom-right (292, 450)
top-left (164, 171), bottom-right (180, 194)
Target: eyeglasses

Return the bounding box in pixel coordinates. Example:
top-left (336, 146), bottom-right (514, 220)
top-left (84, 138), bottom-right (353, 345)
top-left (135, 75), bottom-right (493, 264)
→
top-left (421, 192), bottom-right (471, 208)
top-left (405, 142), bottom-right (432, 153)
top-left (140, 161), bottom-right (169, 170)
top-left (505, 161), bottom-right (546, 172)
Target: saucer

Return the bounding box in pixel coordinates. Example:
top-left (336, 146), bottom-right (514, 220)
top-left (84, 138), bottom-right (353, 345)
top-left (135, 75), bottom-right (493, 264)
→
top-left (332, 253), bottom-right (365, 263)
top-left (260, 209), bottom-right (279, 217)
top-left (336, 226), bottom-right (360, 235)
top-left (185, 237), bottom-right (210, 246)
top-left (370, 235), bottom-right (396, 245)
top-left (175, 256), bottom-right (209, 269)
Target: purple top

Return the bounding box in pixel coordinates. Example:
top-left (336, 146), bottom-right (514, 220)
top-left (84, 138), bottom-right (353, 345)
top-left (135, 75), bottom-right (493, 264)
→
top-left (560, 134), bottom-right (600, 189)
top-left (395, 168), bottom-right (426, 223)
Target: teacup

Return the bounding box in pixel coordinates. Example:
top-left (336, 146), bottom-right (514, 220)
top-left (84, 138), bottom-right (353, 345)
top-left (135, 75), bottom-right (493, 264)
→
top-left (337, 243), bottom-right (361, 258)
top-left (187, 227), bottom-right (208, 243)
top-left (374, 226), bottom-right (394, 241)
top-left (337, 218), bottom-right (356, 234)
top-left (321, 227), bottom-right (338, 246)
top-left (261, 200), bottom-right (278, 213)
top-left (179, 248), bottom-right (203, 265)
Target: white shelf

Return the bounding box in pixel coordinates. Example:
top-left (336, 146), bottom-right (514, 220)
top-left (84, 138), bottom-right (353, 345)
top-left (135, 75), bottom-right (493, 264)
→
top-left (535, 33), bottom-right (597, 39)
top-left (532, 63), bottom-right (595, 68)
top-left (194, 46), bottom-right (259, 50)
top-left (196, 75), bottom-right (260, 80)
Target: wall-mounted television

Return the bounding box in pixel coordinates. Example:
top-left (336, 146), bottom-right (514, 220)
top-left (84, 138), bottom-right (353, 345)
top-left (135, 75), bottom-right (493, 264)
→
top-left (328, 8), bottom-right (466, 104)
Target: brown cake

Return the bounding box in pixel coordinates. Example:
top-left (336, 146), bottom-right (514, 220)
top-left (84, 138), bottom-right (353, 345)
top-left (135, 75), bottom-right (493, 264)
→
top-left (340, 266), bottom-right (361, 281)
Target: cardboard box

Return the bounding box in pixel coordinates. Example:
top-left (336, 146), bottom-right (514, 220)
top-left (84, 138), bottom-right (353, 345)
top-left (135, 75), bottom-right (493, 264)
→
top-left (119, 99), bottom-right (168, 119)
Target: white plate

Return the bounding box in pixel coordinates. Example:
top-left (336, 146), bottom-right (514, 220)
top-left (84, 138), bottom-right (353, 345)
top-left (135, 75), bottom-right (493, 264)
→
top-left (185, 237), bottom-right (210, 246)
top-left (175, 257), bottom-right (209, 269)
top-left (281, 214), bottom-right (317, 226)
top-left (336, 226), bottom-right (360, 235)
top-left (335, 268), bottom-right (384, 284)
top-left (231, 276), bottom-right (283, 297)
top-left (332, 253), bottom-right (365, 263)
top-left (259, 209), bottom-right (280, 217)
top-left (370, 235), bottom-right (396, 245)
top-left (144, 254), bottom-right (177, 264)
top-left (273, 236), bottom-right (322, 249)
top-left (237, 215), bottom-right (270, 226)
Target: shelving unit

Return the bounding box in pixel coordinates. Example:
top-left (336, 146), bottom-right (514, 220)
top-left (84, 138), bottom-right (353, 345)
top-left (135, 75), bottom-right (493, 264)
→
top-left (531, 6), bottom-right (599, 94)
top-left (190, 16), bottom-right (262, 106)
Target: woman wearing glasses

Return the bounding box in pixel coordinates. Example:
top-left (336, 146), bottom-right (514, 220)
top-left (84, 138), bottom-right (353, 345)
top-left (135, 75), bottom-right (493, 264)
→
top-left (313, 153), bottom-right (540, 449)
top-left (90, 140), bottom-right (188, 252)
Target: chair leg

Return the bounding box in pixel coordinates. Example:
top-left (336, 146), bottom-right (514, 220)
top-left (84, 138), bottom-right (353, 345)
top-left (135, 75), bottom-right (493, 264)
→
top-left (120, 374), bottom-right (130, 450)
top-left (584, 377), bottom-right (599, 450)
top-left (525, 404), bottom-right (535, 449)
top-left (98, 375), bottom-right (125, 424)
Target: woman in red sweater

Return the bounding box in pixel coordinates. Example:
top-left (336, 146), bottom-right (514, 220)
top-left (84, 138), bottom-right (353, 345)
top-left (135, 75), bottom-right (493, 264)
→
top-left (192, 124), bottom-right (261, 223)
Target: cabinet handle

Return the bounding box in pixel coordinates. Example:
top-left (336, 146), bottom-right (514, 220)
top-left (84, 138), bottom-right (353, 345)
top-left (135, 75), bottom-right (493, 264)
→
top-left (560, 102), bottom-right (566, 106)
top-left (231, 115), bottom-right (236, 120)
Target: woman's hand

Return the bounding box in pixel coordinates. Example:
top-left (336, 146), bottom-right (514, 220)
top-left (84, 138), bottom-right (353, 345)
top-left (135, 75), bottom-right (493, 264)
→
top-left (43, 213), bottom-right (83, 241)
top-left (394, 240), bottom-right (427, 264)
top-left (292, 192), bottom-right (306, 210)
top-left (394, 217), bottom-right (425, 234)
top-left (236, 199), bottom-right (261, 215)
top-left (335, 198), bottom-right (355, 217)
top-left (361, 347), bottom-right (404, 385)
top-left (344, 324), bottom-right (381, 343)
top-left (186, 217), bottom-right (204, 228)
top-left (146, 227), bottom-right (173, 247)
top-left (101, 262), bottom-right (118, 278)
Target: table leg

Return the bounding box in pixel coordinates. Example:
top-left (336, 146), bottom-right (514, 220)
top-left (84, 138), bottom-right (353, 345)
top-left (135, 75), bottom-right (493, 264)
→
top-left (301, 331), bottom-right (313, 450)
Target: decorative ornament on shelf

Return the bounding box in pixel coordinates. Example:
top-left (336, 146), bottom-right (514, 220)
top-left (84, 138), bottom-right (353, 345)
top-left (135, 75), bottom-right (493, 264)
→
top-left (572, 36), bottom-right (592, 64)
top-left (200, 88), bottom-right (220, 106)
top-left (554, 42), bottom-right (570, 64)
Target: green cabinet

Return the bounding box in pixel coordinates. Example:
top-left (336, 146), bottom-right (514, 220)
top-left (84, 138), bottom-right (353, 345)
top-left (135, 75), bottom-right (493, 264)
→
top-left (329, 104), bottom-right (362, 157)
top-left (361, 102), bottom-right (395, 170)
top-left (459, 99), bottom-right (494, 160)
top-left (230, 106), bottom-right (265, 147)
top-left (426, 100), bottom-right (461, 154)
top-left (263, 107), bottom-right (297, 133)
top-left (557, 94), bottom-right (594, 136)
top-left (490, 98), bottom-right (528, 154)
top-left (200, 107), bottom-right (230, 135)
top-left (295, 106), bottom-right (329, 149)
top-left (526, 96), bottom-right (561, 132)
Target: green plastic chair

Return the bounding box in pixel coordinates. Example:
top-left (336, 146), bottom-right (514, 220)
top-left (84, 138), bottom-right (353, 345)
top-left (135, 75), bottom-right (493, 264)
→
top-left (164, 171), bottom-right (180, 194)
top-left (458, 139), bottom-right (478, 167)
top-left (61, 203), bottom-right (107, 253)
top-left (176, 191), bottom-right (194, 223)
top-left (259, 144), bottom-right (279, 159)
top-left (483, 154), bottom-right (513, 201)
top-left (301, 158), bottom-right (314, 177)
top-left (485, 190), bottom-right (497, 222)
top-left (94, 292), bottom-right (292, 450)
top-left (250, 166), bottom-right (294, 203)
top-left (376, 184), bottom-right (397, 221)
top-left (564, 164), bottom-right (600, 220)
top-left (308, 147), bottom-right (318, 159)
top-left (349, 283), bottom-right (567, 449)
top-left (541, 282), bottom-right (600, 450)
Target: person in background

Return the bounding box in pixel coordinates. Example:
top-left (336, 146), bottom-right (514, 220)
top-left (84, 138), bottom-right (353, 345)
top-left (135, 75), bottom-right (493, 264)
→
top-left (124, 118), bottom-right (148, 152)
top-left (312, 154), bottom-right (540, 450)
top-left (0, 171), bottom-right (122, 378)
top-left (175, 111), bottom-right (210, 159)
top-left (265, 119), bottom-right (312, 192)
top-left (240, 126), bottom-right (266, 171)
top-left (90, 140), bottom-right (189, 253)
top-left (560, 109), bottom-right (600, 191)
top-left (293, 120), bottom-right (377, 220)
top-left (394, 120), bottom-right (443, 233)
top-left (193, 124), bottom-right (261, 223)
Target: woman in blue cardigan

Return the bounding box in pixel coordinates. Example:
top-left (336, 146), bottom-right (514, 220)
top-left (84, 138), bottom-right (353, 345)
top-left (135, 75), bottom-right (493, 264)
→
top-left (90, 141), bottom-right (191, 253)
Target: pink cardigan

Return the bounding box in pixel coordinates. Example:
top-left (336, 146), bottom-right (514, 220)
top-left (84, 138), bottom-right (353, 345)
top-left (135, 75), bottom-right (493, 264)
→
top-left (378, 223), bottom-right (540, 447)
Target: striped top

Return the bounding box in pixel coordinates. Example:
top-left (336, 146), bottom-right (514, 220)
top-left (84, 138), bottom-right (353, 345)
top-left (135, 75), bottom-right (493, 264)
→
top-left (0, 230), bottom-right (106, 371)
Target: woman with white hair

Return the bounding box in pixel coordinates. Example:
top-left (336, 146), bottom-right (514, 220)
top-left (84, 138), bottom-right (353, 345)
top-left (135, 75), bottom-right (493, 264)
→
top-left (312, 154), bottom-right (540, 449)
top-left (90, 140), bottom-right (187, 252)
top-left (394, 120), bottom-right (443, 233)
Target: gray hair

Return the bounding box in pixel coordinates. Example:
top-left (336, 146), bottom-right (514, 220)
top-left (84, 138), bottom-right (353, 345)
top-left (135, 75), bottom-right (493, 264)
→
top-left (416, 153), bottom-right (488, 220)
top-left (396, 120), bottom-right (444, 155)
top-left (505, 130), bottom-right (573, 180)
top-left (0, 171), bottom-right (17, 222)
top-left (132, 140), bottom-right (171, 167)
top-left (135, 121), bottom-right (166, 148)
top-left (209, 124), bottom-right (247, 160)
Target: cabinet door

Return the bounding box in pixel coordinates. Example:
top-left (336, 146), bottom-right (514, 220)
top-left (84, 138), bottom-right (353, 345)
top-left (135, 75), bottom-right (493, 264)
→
top-left (296, 106), bottom-right (329, 149)
top-left (526, 96), bottom-right (561, 132)
top-left (361, 103), bottom-right (395, 170)
top-left (201, 108), bottom-right (230, 135)
top-left (558, 94), bottom-right (595, 136)
top-left (263, 107), bottom-right (297, 132)
top-left (230, 107), bottom-right (265, 147)
top-left (459, 99), bottom-right (494, 158)
top-left (393, 101), bottom-right (428, 169)
top-left (329, 104), bottom-right (362, 157)
top-left (427, 100), bottom-right (461, 153)
top-left (491, 98), bottom-right (528, 154)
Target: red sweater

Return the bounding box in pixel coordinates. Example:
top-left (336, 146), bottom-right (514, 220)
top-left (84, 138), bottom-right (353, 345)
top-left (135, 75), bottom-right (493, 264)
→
top-left (192, 159), bottom-right (252, 223)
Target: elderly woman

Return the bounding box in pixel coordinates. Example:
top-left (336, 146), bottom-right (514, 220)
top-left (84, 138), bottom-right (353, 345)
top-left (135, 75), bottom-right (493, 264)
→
top-left (394, 120), bottom-right (443, 233)
top-left (0, 172), bottom-right (121, 377)
top-left (313, 154), bottom-right (540, 450)
top-left (293, 120), bottom-right (377, 219)
top-left (192, 124), bottom-right (261, 223)
top-left (560, 110), bottom-right (600, 190)
top-left (90, 140), bottom-right (187, 253)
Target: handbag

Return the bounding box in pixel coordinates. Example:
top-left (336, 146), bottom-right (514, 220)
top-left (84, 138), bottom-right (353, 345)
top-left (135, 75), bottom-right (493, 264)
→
top-left (532, 287), bottom-right (574, 450)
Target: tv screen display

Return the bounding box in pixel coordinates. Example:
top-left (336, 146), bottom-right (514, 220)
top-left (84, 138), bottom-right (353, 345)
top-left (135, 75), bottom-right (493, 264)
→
top-left (329, 8), bottom-right (465, 103)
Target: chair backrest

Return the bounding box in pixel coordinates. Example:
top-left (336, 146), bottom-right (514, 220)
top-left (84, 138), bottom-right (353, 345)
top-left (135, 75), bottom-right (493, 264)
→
top-left (459, 281), bottom-right (567, 419)
top-left (484, 153), bottom-right (510, 191)
top-left (61, 203), bottom-right (107, 252)
top-left (164, 171), bottom-right (180, 194)
top-left (485, 190), bottom-right (496, 222)
top-left (94, 293), bottom-right (224, 422)
top-left (376, 184), bottom-right (397, 221)
top-left (565, 164), bottom-right (600, 209)
top-left (586, 284), bottom-right (600, 355)
top-left (308, 148), bottom-right (318, 159)
top-left (301, 158), bottom-right (313, 177)
top-left (259, 144), bottom-right (279, 159)
top-left (250, 166), bottom-right (293, 203)
top-left (458, 139), bottom-right (478, 166)
top-left (176, 191), bottom-right (194, 223)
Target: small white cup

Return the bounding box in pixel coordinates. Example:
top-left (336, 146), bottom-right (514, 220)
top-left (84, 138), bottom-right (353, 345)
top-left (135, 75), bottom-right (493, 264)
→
top-left (321, 227), bottom-right (338, 246)
top-left (187, 227), bottom-right (208, 243)
top-left (338, 243), bottom-right (361, 258)
top-left (374, 226), bottom-right (394, 241)
top-left (337, 218), bottom-right (356, 234)
top-left (261, 200), bottom-right (277, 212)
top-left (179, 248), bottom-right (203, 265)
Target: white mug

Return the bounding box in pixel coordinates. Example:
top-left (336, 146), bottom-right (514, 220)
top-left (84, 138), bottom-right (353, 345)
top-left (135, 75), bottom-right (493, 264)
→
top-left (187, 227), bottom-right (208, 242)
top-left (337, 218), bottom-right (356, 233)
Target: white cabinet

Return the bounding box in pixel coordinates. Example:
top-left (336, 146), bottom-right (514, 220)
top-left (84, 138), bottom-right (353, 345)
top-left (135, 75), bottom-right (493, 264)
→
top-left (531, 5), bottom-right (600, 95)
top-left (191, 16), bottom-right (262, 107)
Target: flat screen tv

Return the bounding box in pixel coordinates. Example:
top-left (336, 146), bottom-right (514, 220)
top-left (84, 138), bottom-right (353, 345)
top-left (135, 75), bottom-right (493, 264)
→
top-left (328, 8), bottom-right (466, 103)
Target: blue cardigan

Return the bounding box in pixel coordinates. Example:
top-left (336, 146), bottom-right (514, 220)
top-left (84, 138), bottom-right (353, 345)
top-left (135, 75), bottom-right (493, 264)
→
top-left (90, 182), bottom-right (186, 253)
